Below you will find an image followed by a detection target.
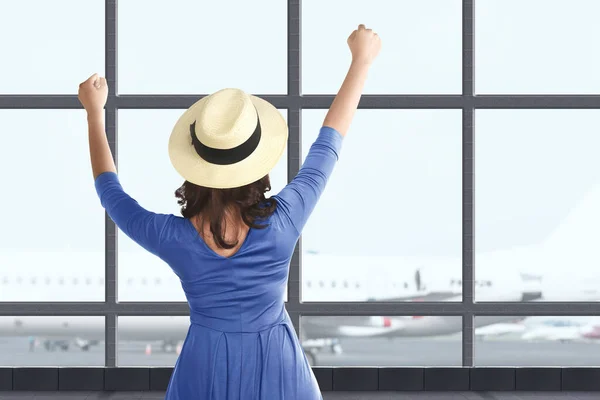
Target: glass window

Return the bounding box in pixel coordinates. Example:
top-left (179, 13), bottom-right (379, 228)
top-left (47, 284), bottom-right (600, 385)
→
top-left (301, 316), bottom-right (461, 366)
top-left (475, 316), bottom-right (600, 366)
top-left (475, 110), bottom-right (600, 302)
top-left (0, 0), bottom-right (104, 94)
top-left (301, 110), bottom-right (462, 302)
top-left (0, 316), bottom-right (104, 366)
top-left (9, 0), bottom-right (600, 372)
top-left (118, 316), bottom-right (188, 366)
top-left (475, 0), bottom-right (600, 94)
top-left (117, 0), bottom-right (287, 94)
top-left (117, 109), bottom-right (288, 301)
top-left (301, 0), bottom-right (462, 94)
top-left (119, 315), bottom-right (462, 367)
top-left (0, 110), bottom-right (105, 302)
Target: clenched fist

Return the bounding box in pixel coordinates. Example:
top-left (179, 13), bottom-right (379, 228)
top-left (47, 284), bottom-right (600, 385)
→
top-left (78, 73), bottom-right (108, 113)
top-left (347, 24), bottom-right (381, 66)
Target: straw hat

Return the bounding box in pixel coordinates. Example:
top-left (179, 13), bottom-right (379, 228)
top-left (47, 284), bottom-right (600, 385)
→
top-left (168, 88), bottom-right (288, 189)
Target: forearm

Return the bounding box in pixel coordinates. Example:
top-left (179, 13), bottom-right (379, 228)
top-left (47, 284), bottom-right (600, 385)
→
top-left (87, 110), bottom-right (117, 179)
top-left (322, 61), bottom-right (370, 137)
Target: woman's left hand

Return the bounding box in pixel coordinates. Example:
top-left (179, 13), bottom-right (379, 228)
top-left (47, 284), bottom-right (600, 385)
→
top-left (78, 73), bottom-right (108, 114)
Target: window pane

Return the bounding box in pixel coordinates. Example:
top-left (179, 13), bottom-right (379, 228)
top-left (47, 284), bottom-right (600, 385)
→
top-left (475, 316), bottom-right (600, 366)
top-left (0, 110), bottom-right (104, 302)
top-left (301, 316), bottom-right (461, 366)
top-left (117, 316), bottom-right (184, 367)
top-left (475, 110), bottom-right (600, 302)
top-left (301, 0), bottom-right (462, 94)
top-left (0, 317), bottom-right (104, 366)
top-left (117, 110), bottom-right (288, 301)
top-left (117, 0), bottom-right (287, 94)
top-left (475, 0), bottom-right (600, 94)
top-left (301, 110), bottom-right (462, 302)
top-left (0, 0), bottom-right (104, 94)
top-left (118, 316), bottom-right (462, 367)
top-left (118, 316), bottom-right (187, 366)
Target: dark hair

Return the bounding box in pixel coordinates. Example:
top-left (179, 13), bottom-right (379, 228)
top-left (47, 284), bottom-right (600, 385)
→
top-left (175, 175), bottom-right (277, 249)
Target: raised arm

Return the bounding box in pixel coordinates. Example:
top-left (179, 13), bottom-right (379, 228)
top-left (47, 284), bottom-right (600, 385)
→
top-left (95, 172), bottom-right (172, 255)
top-left (323, 24), bottom-right (381, 137)
top-left (78, 73), bottom-right (116, 179)
top-left (274, 24), bottom-right (381, 234)
top-left (79, 74), bottom-right (171, 255)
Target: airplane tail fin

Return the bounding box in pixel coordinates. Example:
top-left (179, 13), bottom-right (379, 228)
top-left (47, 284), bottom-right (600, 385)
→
top-left (542, 184), bottom-right (600, 268)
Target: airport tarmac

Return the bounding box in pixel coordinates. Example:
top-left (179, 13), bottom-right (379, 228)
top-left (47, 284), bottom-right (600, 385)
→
top-left (1, 336), bottom-right (600, 367)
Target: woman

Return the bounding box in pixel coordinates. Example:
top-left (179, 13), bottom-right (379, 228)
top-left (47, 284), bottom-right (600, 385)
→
top-left (79, 24), bottom-right (381, 400)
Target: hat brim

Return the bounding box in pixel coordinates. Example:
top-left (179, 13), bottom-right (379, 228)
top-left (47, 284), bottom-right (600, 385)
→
top-left (168, 95), bottom-right (288, 189)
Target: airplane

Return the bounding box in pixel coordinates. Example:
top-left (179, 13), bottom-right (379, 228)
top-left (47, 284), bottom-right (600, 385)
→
top-left (298, 253), bottom-right (528, 358)
top-left (518, 316), bottom-right (600, 343)
top-left (470, 183), bottom-right (600, 343)
top-left (473, 315), bottom-right (600, 343)
top-left (581, 325), bottom-right (600, 340)
top-left (0, 250), bottom-right (529, 364)
top-left (475, 322), bottom-right (527, 340)
top-left (473, 318), bottom-right (587, 343)
top-left (476, 183), bottom-right (600, 303)
top-left (1, 183), bottom-right (599, 364)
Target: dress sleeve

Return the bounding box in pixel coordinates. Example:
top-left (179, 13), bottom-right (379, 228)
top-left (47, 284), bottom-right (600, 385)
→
top-left (95, 172), bottom-right (172, 256)
top-left (273, 126), bottom-right (343, 235)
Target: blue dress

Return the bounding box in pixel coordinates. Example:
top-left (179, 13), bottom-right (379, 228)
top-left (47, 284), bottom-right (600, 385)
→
top-left (95, 126), bottom-right (343, 399)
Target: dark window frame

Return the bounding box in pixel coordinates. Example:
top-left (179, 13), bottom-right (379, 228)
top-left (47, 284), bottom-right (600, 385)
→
top-left (0, 0), bottom-right (599, 370)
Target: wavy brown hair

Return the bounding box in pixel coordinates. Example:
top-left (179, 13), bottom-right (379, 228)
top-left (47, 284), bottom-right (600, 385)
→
top-left (175, 175), bottom-right (277, 249)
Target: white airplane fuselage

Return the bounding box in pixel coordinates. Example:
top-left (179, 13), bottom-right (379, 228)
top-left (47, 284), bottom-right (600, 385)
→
top-left (0, 252), bottom-right (528, 343)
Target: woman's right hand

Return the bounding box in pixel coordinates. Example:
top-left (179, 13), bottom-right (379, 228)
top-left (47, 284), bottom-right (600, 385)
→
top-left (347, 24), bottom-right (381, 66)
top-left (322, 24), bottom-right (380, 137)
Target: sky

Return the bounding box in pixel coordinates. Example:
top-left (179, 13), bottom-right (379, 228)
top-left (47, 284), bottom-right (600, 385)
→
top-left (0, 0), bottom-right (600, 302)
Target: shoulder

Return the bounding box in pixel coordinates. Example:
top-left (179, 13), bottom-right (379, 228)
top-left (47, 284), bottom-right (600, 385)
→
top-left (158, 214), bottom-right (189, 235)
top-left (265, 196), bottom-right (301, 238)
top-left (153, 214), bottom-right (194, 253)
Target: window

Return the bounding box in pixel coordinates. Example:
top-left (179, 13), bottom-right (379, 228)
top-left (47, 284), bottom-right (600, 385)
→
top-left (302, 0), bottom-right (462, 94)
top-left (300, 316), bottom-right (461, 366)
top-left (0, 0), bottom-right (104, 94)
top-left (117, 0), bottom-right (287, 94)
top-left (0, 317), bottom-right (104, 366)
top-left (475, 0), bottom-right (600, 94)
top-left (117, 316), bottom-right (188, 366)
top-left (301, 110), bottom-right (462, 302)
top-left (0, 110), bottom-right (105, 302)
top-left (475, 110), bottom-right (600, 302)
top-left (2, 0), bottom-right (598, 371)
top-left (475, 316), bottom-right (600, 366)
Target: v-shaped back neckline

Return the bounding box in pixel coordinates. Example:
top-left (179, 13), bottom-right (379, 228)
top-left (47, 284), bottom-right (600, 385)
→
top-left (186, 218), bottom-right (253, 260)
